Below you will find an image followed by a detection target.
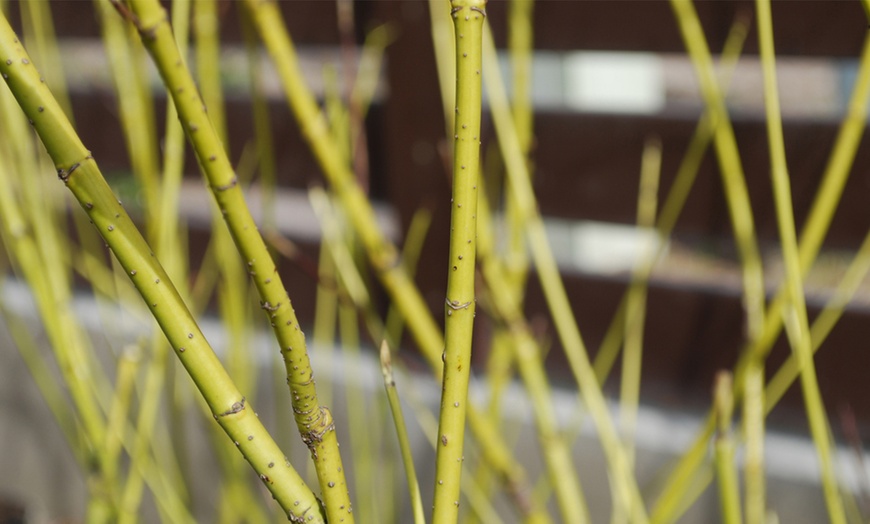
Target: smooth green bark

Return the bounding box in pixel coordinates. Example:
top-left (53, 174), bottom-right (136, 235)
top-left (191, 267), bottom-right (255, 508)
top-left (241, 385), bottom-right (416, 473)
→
top-left (431, 2), bottom-right (485, 522)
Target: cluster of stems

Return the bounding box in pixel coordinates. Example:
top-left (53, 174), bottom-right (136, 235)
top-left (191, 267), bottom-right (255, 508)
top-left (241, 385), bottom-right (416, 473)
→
top-left (1, 1), bottom-right (869, 523)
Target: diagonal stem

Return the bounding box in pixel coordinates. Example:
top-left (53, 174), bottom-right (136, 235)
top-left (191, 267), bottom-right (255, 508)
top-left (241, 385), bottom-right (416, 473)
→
top-left (117, 0), bottom-right (353, 521)
top-left (0, 10), bottom-right (323, 523)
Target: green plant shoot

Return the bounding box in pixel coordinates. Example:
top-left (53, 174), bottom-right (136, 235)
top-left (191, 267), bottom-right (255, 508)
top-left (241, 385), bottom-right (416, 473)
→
top-left (0, 13), bottom-right (323, 523)
top-left (432, 1), bottom-right (485, 522)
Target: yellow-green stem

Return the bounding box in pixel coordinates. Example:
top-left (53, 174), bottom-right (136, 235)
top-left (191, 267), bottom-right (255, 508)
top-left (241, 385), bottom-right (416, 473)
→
top-left (241, 7), bottom-right (278, 235)
top-left (616, 137), bottom-right (661, 523)
top-left (102, 0), bottom-right (194, 515)
top-left (593, 12), bottom-right (750, 383)
top-left (194, 3), bottom-right (262, 516)
top-left (757, 1), bottom-right (844, 521)
top-left (742, 361), bottom-right (765, 524)
top-left (95, 0), bottom-right (160, 229)
top-left (766, 228), bottom-right (870, 412)
top-left (713, 372), bottom-right (741, 524)
top-left (482, 264), bottom-right (589, 523)
top-left (194, 0), bottom-right (226, 140)
top-left (245, 0), bottom-right (441, 365)
top-left (104, 345), bottom-right (140, 503)
top-left (121, 1), bottom-right (351, 520)
top-left (503, 0), bottom-right (533, 298)
top-left (429, 0), bottom-right (456, 138)
top-left (652, 23), bottom-right (870, 524)
top-left (245, 1), bottom-right (543, 518)
top-left (160, 0), bottom-right (194, 508)
top-left (19, 0), bottom-right (73, 120)
top-left (0, 36), bottom-right (113, 516)
top-left (432, 2), bottom-right (485, 521)
top-left (380, 341), bottom-right (426, 524)
top-left (0, 13), bottom-right (323, 522)
top-left (406, 368), bottom-right (506, 524)
top-left (483, 22), bottom-right (648, 524)
top-left (340, 295), bottom-right (376, 522)
top-left (384, 206), bottom-right (433, 346)
top-left (669, 0), bottom-right (765, 342)
top-left (312, 237), bottom-right (339, 409)
top-left (476, 160), bottom-right (585, 523)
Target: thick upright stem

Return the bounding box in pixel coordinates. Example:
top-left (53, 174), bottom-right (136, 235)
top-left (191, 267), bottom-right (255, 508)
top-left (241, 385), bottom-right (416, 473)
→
top-left (431, 2), bottom-right (485, 522)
